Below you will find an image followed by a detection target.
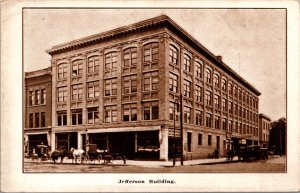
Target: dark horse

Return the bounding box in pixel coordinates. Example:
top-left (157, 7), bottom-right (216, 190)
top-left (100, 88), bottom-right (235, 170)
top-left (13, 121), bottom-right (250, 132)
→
top-left (51, 148), bottom-right (68, 163)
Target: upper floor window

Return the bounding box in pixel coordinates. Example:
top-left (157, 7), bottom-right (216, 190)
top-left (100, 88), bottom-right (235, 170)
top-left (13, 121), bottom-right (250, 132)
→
top-left (29, 91), bottom-right (34, 106)
top-left (57, 111), bottom-right (67, 126)
top-left (41, 112), bottom-right (46, 127)
top-left (169, 45), bottom-right (178, 65)
top-left (144, 42), bottom-right (159, 62)
top-left (87, 56), bottom-right (100, 74)
top-left (88, 107), bottom-right (99, 124)
top-left (206, 90), bottom-right (212, 106)
top-left (214, 94), bottom-right (220, 109)
top-left (222, 98), bottom-right (227, 111)
top-left (222, 79), bottom-right (227, 92)
top-left (234, 86), bottom-right (238, 98)
top-left (105, 52), bottom-right (117, 77)
top-left (123, 75), bottom-right (137, 94)
top-left (206, 113), bottom-right (212, 128)
top-left (183, 54), bottom-right (191, 72)
top-left (222, 118), bottom-right (227, 131)
top-left (195, 61), bottom-right (202, 79)
top-left (72, 109), bottom-right (82, 125)
top-left (229, 101), bottom-right (233, 113)
top-left (124, 47), bottom-right (137, 67)
top-left (104, 105), bottom-right (117, 123)
top-left (29, 113), bottom-right (33, 128)
top-left (41, 89), bottom-right (46, 105)
top-left (205, 68), bottom-right (212, 84)
top-left (144, 71), bottom-right (159, 91)
top-left (214, 73), bottom-right (220, 88)
top-left (35, 90), bottom-right (40, 105)
top-left (183, 80), bottom-right (191, 98)
top-left (169, 73), bottom-right (178, 93)
top-left (169, 102), bottom-right (179, 121)
top-left (35, 112), bottom-right (39, 128)
top-left (57, 87), bottom-right (67, 102)
top-left (228, 83), bottom-right (233, 95)
top-left (123, 103), bottom-right (137, 122)
top-left (195, 85), bottom-right (203, 102)
top-left (143, 101), bottom-right (159, 120)
top-left (87, 81), bottom-right (99, 99)
top-left (214, 116), bottom-right (220, 129)
top-left (195, 110), bottom-right (203, 126)
top-left (72, 84), bottom-right (83, 101)
top-left (105, 78), bottom-right (117, 96)
top-left (72, 60), bottom-right (83, 77)
top-left (57, 63), bottom-right (67, 79)
top-left (183, 106), bottom-right (191, 124)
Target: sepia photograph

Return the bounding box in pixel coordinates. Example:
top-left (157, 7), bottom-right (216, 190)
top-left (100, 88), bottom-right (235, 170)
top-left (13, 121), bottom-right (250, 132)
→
top-left (1, 1), bottom-right (299, 192)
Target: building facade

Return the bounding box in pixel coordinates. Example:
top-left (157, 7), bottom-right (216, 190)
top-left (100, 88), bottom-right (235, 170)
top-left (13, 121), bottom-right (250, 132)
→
top-left (259, 113), bottom-right (271, 148)
top-left (45, 15), bottom-right (261, 160)
top-left (24, 67), bottom-right (52, 156)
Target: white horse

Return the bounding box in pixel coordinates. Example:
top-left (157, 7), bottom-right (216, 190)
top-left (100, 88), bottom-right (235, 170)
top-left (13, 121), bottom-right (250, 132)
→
top-left (70, 147), bottom-right (85, 164)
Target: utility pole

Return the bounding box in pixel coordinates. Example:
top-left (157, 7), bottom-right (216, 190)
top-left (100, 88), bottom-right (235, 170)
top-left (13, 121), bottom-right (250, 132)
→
top-left (180, 93), bottom-right (184, 165)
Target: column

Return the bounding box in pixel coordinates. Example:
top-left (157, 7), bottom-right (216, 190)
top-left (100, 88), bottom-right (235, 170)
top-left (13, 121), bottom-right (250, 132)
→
top-left (77, 132), bottom-right (83, 149)
top-left (67, 58), bottom-right (72, 125)
top-left (98, 50), bottom-right (104, 123)
top-left (159, 127), bottom-right (168, 161)
top-left (51, 60), bottom-right (57, 126)
top-left (50, 132), bottom-right (55, 152)
top-left (82, 53), bottom-right (87, 124)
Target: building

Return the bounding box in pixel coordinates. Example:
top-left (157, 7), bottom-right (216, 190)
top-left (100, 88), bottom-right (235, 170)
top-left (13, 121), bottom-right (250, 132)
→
top-left (24, 67), bottom-right (52, 156)
top-left (45, 15), bottom-right (261, 160)
top-left (259, 113), bottom-right (271, 148)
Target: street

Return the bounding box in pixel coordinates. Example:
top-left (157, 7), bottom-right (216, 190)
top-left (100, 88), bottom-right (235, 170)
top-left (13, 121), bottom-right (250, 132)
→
top-left (24, 156), bottom-right (286, 173)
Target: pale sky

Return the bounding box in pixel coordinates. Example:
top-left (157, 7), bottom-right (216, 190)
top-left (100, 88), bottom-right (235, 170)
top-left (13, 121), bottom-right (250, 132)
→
top-left (23, 9), bottom-right (286, 121)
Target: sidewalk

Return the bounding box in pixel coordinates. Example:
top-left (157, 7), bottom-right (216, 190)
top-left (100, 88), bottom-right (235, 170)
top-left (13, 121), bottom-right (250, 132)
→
top-left (24, 156), bottom-right (239, 168)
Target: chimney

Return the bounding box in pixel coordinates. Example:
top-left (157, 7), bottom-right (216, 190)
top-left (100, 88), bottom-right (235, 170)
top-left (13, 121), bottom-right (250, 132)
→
top-left (216, 55), bottom-right (222, 61)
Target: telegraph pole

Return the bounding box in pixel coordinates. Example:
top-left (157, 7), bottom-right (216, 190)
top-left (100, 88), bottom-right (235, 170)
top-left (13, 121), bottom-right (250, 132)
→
top-left (180, 93), bottom-right (184, 165)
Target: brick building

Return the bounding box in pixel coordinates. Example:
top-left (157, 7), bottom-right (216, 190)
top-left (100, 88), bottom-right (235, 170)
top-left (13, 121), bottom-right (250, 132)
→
top-left (24, 67), bottom-right (52, 156)
top-left (259, 113), bottom-right (271, 148)
top-left (45, 15), bottom-right (261, 160)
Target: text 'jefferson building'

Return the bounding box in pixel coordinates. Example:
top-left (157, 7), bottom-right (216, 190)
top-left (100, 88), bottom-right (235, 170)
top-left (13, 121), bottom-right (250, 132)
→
top-left (46, 15), bottom-right (261, 160)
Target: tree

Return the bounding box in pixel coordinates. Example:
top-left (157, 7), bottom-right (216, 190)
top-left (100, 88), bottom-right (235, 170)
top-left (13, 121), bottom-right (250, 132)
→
top-left (269, 117), bottom-right (286, 155)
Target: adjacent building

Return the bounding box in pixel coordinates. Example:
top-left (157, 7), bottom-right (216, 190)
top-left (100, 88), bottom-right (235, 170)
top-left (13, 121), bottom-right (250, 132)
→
top-left (25, 15), bottom-right (262, 161)
top-left (24, 67), bottom-right (52, 156)
top-left (259, 113), bottom-right (271, 148)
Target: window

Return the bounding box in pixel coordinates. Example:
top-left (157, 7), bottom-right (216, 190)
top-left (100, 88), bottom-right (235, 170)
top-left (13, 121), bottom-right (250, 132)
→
top-left (214, 95), bottom-right (220, 109)
top-left (41, 112), bottom-right (46, 127)
top-left (195, 110), bottom-right (202, 126)
top-left (206, 113), bottom-right (212, 127)
top-left (87, 81), bottom-right (99, 99)
top-left (198, 133), bottom-right (202, 145)
top-left (229, 120), bottom-right (233, 132)
top-left (234, 86), bottom-right (238, 98)
top-left (87, 56), bottom-right (100, 73)
top-left (72, 84), bottom-right (83, 100)
top-left (214, 74), bottom-right (220, 88)
top-left (222, 118), bottom-right (227, 131)
top-left (144, 42), bottom-right (159, 62)
top-left (57, 63), bottom-right (67, 79)
top-left (208, 135), bottom-right (212, 146)
top-left (41, 89), bottom-right (46, 105)
top-left (214, 116), bottom-right (220, 129)
top-left (239, 106), bottom-right (242, 117)
top-left (243, 108), bottom-right (246, 119)
top-left (123, 75), bottom-right (137, 94)
top-left (195, 85), bottom-right (202, 102)
top-left (143, 101), bottom-right (159, 120)
top-left (183, 80), bottom-right (191, 98)
top-left (235, 121), bottom-right (238, 133)
top-left (205, 90), bottom-right (212, 106)
top-left (105, 52), bottom-right (117, 77)
top-left (29, 113), bottom-right (33, 128)
top-left (144, 71), bottom-right (159, 91)
top-left (169, 73), bottom-right (178, 93)
top-left (183, 106), bottom-right (191, 124)
top-left (229, 101), bottom-right (233, 113)
top-left (169, 102), bottom-right (179, 121)
top-left (35, 112), bottom-right (39, 128)
top-left (29, 91), bottom-right (34, 106)
top-left (88, 107), bottom-right (99, 124)
top-left (72, 109), bottom-right (82, 125)
top-left (183, 54), bottom-right (191, 72)
top-left (239, 89), bottom-right (242, 100)
top-left (169, 45), bottom-right (178, 65)
top-left (222, 79), bottom-right (227, 92)
top-left (187, 132), bottom-right (192, 152)
top-left (195, 61), bottom-right (202, 79)
top-left (105, 78), bottom-right (117, 96)
top-left (123, 103), bottom-right (137, 122)
top-left (104, 105), bottom-right (117, 123)
top-left (222, 98), bottom-right (227, 111)
top-left (72, 60), bottom-right (83, 76)
top-left (216, 136), bottom-right (220, 149)
top-left (35, 90), bottom-right (40, 105)
top-left (57, 87), bottom-right (67, 102)
top-left (57, 111), bottom-right (67, 126)
top-left (205, 68), bottom-right (211, 83)
top-left (234, 104), bottom-right (238, 115)
top-left (123, 47), bottom-right (137, 67)
top-left (228, 83), bottom-right (233, 95)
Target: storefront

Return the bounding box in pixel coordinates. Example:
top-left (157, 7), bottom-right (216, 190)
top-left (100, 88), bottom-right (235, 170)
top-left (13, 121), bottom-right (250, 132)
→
top-left (55, 132), bottom-right (78, 152)
top-left (27, 133), bottom-right (48, 156)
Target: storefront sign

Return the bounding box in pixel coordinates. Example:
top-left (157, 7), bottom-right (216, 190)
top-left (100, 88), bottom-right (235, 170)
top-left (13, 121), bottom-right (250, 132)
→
top-left (240, 139), bottom-right (247, 144)
top-left (168, 129), bottom-right (181, 137)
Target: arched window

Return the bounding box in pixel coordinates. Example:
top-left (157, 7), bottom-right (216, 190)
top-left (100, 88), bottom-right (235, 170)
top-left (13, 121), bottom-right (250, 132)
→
top-left (123, 47), bottom-right (137, 67)
top-left (214, 73), bottom-right (220, 88)
top-left (105, 52), bottom-right (117, 77)
top-left (169, 45), bottom-right (178, 65)
top-left (183, 54), bottom-right (191, 72)
top-left (72, 59), bottom-right (83, 77)
top-left (87, 56), bottom-right (100, 74)
top-left (57, 63), bottom-right (67, 79)
top-left (195, 61), bottom-right (202, 79)
top-left (222, 79), bottom-right (227, 92)
top-left (144, 42), bottom-right (159, 62)
top-left (205, 68), bottom-right (212, 83)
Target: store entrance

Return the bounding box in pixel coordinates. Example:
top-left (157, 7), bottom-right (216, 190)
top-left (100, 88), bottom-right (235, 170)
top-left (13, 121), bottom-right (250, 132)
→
top-left (108, 132), bottom-right (135, 159)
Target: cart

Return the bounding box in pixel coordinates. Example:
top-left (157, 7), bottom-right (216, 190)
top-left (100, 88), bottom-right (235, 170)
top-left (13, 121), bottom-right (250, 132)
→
top-left (85, 144), bottom-right (102, 164)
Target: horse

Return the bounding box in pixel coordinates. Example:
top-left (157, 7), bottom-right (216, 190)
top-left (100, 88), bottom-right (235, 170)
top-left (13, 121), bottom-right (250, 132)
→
top-left (51, 148), bottom-right (68, 164)
top-left (70, 147), bottom-right (85, 164)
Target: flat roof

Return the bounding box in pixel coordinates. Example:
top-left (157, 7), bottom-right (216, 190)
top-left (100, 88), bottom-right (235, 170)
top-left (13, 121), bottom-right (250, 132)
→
top-left (25, 67), bottom-right (51, 79)
top-left (259, 113), bottom-right (271, 121)
top-left (46, 15), bottom-right (261, 95)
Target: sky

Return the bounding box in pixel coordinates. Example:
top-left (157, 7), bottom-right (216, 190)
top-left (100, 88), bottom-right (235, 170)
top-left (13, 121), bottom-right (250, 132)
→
top-left (23, 9), bottom-right (286, 121)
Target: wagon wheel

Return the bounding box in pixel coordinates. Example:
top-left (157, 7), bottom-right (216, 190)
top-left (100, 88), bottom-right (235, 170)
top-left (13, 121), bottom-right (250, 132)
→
top-left (97, 154), bottom-right (103, 164)
top-left (82, 155), bottom-right (88, 164)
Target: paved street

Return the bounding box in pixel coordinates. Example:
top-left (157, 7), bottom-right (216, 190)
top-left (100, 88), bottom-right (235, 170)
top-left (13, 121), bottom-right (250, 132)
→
top-left (24, 155), bottom-right (286, 173)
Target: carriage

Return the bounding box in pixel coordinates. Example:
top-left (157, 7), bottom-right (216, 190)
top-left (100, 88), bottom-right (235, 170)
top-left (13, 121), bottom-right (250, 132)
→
top-left (237, 145), bottom-right (268, 162)
top-left (85, 144), bottom-right (124, 164)
top-left (31, 144), bottom-right (50, 161)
